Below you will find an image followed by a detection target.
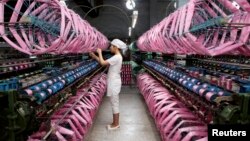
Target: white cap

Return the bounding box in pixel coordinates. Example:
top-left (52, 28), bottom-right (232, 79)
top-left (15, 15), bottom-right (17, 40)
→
top-left (111, 39), bottom-right (127, 50)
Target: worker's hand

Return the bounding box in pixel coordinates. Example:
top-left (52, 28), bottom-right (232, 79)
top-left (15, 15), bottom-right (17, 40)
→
top-left (89, 52), bottom-right (95, 58)
top-left (96, 48), bottom-right (102, 54)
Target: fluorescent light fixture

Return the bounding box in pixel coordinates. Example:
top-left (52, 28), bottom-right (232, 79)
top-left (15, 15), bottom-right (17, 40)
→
top-left (232, 1), bottom-right (240, 9)
top-left (132, 19), bottom-right (137, 28)
top-left (126, 0), bottom-right (135, 10)
top-left (132, 10), bottom-right (138, 28)
top-left (128, 27), bottom-right (132, 37)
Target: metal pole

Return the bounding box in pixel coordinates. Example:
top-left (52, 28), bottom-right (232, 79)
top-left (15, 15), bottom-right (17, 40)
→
top-left (7, 91), bottom-right (18, 141)
top-left (71, 5), bottom-right (92, 10)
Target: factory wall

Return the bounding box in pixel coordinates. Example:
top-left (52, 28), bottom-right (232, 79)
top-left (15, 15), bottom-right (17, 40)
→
top-left (150, 0), bottom-right (172, 27)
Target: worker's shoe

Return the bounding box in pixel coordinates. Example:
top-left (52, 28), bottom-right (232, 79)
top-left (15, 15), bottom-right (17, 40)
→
top-left (107, 124), bottom-right (120, 130)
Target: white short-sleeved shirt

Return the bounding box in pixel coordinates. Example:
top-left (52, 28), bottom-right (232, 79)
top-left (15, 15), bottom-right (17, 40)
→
top-left (106, 54), bottom-right (123, 96)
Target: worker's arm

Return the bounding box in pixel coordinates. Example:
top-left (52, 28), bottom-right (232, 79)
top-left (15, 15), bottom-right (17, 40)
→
top-left (96, 48), bottom-right (109, 66)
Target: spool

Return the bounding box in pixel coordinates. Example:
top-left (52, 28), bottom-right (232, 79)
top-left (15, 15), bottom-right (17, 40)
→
top-left (46, 88), bottom-right (53, 95)
top-left (221, 80), bottom-right (226, 88)
top-left (192, 85), bottom-right (199, 92)
top-left (199, 88), bottom-right (206, 96)
top-left (66, 77), bottom-right (71, 84)
top-left (179, 78), bottom-right (184, 83)
top-left (24, 89), bottom-right (33, 96)
top-left (74, 74), bottom-right (77, 79)
top-left (61, 80), bottom-right (66, 84)
top-left (34, 91), bottom-right (47, 104)
top-left (20, 65), bottom-right (24, 69)
top-left (218, 91), bottom-right (225, 96)
top-left (9, 67), bottom-right (14, 71)
top-left (220, 76), bottom-right (226, 87)
top-left (226, 79), bottom-right (232, 90)
top-left (173, 75), bottom-right (177, 80)
top-left (232, 82), bottom-right (240, 92)
top-left (191, 79), bottom-right (198, 84)
top-left (182, 80), bottom-right (188, 86)
top-left (205, 92), bottom-right (217, 101)
top-left (187, 82), bottom-right (194, 90)
top-left (40, 83), bottom-right (47, 89)
top-left (205, 75), bottom-right (211, 80)
top-left (209, 87), bottom-right (218, 92)
top-left (3, 68), bottom-right (7, 72)
top-left (33, 85), bottom-right (41, 91)
top-left (57, 82), bottom-right (64, 89)
top-left (199, 73), bottom-right (204, 78)
top-left (211, 77), bottom-right (218, 85)
top-left (53, 78), bottom-right (58, 82)
top-left (51, 85), bottom-right (58, 93)
top-left (46, 80), bottom-right (53, 85)
top-left (69, 76), bottom-right (74, 82)
top-left (202, 83), bottom-right (209, 88)
top-left (169, 74), bottom-right (173, 79)
top-left (194, 71), bottom-right (199, 78)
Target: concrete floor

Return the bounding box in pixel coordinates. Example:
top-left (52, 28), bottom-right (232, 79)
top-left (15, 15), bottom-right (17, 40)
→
top-left (85, 86), bottom-right (161, 141)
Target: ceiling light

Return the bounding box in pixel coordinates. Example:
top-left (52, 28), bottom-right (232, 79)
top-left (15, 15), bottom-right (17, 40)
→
top-left (126, 0), bottom-right (136, 10)
top-left (128, 27), bottom-right (132, 37)
top-left (132, 10), bottom-right (138, 28)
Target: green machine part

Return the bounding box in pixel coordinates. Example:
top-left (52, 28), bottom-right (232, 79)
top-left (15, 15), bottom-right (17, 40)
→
top-left (214, 94), bottom-right (250, 124)
top-left (14, 101), bottom-right (38, 140)
top-left (131, 61), bottom-right (143, 76)
top-left (129, 41), bottom-right (139, 52)
top-left (147, 53), bottom-right (152, 59)
top-left (0, 91), bottom-right (38, 141)
top-left (215, 105), bottom-right (240, 124)
top-left (239, 94), bottom-right (250, 124)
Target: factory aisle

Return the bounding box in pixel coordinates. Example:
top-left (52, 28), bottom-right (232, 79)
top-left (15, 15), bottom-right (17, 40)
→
top-left (85, 86), bottom-right (161, 141)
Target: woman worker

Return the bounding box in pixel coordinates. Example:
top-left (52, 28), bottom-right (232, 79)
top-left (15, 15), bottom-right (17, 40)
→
top-left (89, 39), bottom-right (127, 130)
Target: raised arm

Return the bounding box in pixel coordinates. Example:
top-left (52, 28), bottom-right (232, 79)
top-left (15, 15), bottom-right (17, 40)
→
top-left (96, 48), bottom-right (109, 66)
top-left (89, 49), bottom-right (109, 66)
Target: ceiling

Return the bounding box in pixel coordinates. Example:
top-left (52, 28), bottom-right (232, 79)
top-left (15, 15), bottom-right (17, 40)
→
top-left (71, 0), bottom-right (104, 18)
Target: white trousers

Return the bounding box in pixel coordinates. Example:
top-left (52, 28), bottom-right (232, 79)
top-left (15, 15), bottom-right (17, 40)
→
top-left (110, 95), bottom-right (119, 114)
